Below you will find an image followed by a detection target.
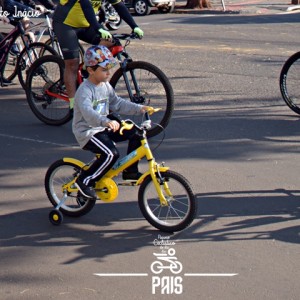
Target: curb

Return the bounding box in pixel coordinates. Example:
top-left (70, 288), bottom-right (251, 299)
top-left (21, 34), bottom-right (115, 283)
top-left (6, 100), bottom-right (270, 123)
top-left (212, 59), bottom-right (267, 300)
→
top-left (173, 2), bottom-right (299, 15)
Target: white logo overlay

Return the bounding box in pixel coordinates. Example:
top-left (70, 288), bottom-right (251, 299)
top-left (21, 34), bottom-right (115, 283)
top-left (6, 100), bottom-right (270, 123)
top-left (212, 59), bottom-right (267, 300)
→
top-left (0, 6), bottom-right (41, 20)
top-left (151, 237), bottom-right (183, 294)
top-left (94, 235), bottom-right (238, 295)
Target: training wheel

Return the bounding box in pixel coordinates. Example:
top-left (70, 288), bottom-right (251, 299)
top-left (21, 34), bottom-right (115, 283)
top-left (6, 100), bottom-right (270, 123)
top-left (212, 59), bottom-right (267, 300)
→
top-left (49, 209), bottom-right (63, 226)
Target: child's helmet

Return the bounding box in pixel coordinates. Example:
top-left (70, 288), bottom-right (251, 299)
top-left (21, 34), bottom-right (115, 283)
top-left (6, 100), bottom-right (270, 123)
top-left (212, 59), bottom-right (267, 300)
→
top-left (84, 45), bottom-right (117, 69)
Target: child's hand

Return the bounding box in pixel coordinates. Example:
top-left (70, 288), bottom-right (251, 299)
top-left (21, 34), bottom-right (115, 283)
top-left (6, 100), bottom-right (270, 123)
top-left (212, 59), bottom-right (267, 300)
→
top-left (106, 120), bottom-right (120, 132)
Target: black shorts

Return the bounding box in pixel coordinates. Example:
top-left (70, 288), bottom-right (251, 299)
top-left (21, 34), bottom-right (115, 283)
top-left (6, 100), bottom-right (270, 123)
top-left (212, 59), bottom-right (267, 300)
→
top-left (52, 21), bottom-right (102, 60)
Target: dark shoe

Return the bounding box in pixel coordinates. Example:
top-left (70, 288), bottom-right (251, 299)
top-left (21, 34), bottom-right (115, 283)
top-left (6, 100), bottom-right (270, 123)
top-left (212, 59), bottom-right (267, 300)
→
top-left (75, 178), bottom-right (97, 199)
top-left (1, 77), bottom-right (12, 86)
top-left (122, 171), bottom-right (143, 181)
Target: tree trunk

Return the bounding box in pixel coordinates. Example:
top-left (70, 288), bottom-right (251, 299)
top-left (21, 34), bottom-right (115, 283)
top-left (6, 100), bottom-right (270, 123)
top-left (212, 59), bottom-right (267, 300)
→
top-left (186, 0), bottom-right (212, 9)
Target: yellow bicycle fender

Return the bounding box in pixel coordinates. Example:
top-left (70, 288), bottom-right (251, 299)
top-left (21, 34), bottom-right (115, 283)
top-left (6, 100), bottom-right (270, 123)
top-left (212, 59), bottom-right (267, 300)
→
top-left (63, 157), bottom-right (85, 168)
top-left (136, 167), bottom-right (170, 185)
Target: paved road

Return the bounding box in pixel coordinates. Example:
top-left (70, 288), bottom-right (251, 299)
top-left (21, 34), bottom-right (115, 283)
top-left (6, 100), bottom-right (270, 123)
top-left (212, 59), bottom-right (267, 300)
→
top-left (1, 10), bottom-right (300, 300)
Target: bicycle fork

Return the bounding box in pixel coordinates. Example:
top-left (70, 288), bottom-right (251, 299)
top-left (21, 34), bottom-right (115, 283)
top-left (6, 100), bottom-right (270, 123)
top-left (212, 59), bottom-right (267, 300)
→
top-left (149, 161), bottom-right (172, 206)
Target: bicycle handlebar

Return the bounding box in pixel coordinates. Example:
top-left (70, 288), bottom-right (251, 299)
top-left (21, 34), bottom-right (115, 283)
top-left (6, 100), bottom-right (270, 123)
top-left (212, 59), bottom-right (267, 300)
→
top-left (112, 32), bottom-right (140, 44)
top-left (118, 109), bottom-right (161, 135)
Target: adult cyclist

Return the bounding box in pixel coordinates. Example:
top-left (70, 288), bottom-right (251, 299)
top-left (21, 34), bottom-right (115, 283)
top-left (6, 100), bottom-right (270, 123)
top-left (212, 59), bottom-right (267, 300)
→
top-left (52, 0), bottom-right (144, 109)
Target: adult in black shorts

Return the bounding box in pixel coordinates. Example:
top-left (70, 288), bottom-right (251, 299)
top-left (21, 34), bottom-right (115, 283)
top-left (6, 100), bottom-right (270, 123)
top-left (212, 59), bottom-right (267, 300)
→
top-left (52, 0), bottom-right (144, 109)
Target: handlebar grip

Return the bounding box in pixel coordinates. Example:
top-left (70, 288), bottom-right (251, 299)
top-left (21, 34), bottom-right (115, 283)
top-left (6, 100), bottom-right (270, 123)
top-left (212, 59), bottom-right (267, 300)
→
top-left (119, 121), bottom-right (134, 135)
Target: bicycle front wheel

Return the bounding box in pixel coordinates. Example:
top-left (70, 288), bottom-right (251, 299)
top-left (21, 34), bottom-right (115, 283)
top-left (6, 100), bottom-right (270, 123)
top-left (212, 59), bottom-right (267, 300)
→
top-left (45, 159), bottom-right (96, 217)
top-left (138, 171), bottom-right (197, 232)
top-left (280, 51), bottom-right (300, 115)
top-left (17, 42), bottom-right (58, 89)
top-left (110, 61), bottom-right (174, 137)
top-left (26, 55), bottom-right (72, 125)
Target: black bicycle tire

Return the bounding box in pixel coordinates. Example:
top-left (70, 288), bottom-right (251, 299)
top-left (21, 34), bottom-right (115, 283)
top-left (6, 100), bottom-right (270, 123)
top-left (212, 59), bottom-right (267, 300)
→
top-left (26, 55), bottom-right (73, 125)
top-left (45, 159), bottom-right (96, 217)
top-left (138, 171), bottom-right (197, 232)
top-left (279, 51), bottom-right (300, 115)
top-left (17, 42), bottom-right (58, 89)
top-left (109, 61), bottom-right (174, 137)
top-left (2, 34), bottom-right (22, 81)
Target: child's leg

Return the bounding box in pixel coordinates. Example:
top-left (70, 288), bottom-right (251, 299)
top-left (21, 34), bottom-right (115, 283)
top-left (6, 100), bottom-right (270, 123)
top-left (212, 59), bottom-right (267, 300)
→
top-left (110, 128), bottom-right (141, 176)
top-left (79, 132), bottom-right (120, 187)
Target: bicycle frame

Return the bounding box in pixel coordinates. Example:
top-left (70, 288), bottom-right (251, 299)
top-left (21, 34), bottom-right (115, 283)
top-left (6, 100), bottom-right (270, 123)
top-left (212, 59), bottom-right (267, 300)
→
top-left (27, 12), bottom-right (63, 57)
top-left (62, 131), bottom-right (170, 205)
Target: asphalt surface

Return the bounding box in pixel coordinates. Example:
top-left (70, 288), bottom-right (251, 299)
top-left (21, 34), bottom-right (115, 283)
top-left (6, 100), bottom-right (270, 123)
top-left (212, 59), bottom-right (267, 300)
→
top-left (1, 5), bottom-right (300, 300)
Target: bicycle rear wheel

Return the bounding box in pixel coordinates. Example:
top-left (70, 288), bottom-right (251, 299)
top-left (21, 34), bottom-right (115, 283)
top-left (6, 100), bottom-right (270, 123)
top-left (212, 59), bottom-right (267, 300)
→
top-left (45, 159), bottom-right (96, 217)
top-left (138, 171), bottom-right (197, 232)
top-left (2, 34), bottom-right (24, 81)
top-left (110, 61), bottom-right (174, 137)
top-left (279, 51), bottom-right (300, 115)
top-left (26, 55), bottom-right (72, 125)
top-left (17, 42), bottom-right (58, 89)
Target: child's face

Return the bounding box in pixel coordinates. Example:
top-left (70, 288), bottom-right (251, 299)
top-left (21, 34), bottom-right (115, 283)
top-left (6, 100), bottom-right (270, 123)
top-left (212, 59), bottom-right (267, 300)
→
top-left (87, 66), bottom-right (112, 84)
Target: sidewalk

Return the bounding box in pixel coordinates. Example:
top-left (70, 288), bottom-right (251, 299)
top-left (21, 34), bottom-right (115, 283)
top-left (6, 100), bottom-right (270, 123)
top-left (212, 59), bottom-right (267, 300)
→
top-left (174, 0), bottom-right (300, 15)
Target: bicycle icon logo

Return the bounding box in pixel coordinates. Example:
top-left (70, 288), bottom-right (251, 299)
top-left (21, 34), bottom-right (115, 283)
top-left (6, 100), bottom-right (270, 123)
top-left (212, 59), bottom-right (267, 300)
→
top-left (150, 248), bottom-right (183, 275)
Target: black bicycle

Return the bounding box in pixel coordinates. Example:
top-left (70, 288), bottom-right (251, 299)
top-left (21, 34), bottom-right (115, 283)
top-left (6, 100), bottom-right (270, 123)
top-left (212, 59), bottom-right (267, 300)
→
top-left (279, 51), bottom-right (300, 114)
top-left (0, 16), bottom-right (58, 88)
top-left (25, 33), bottom-right (174, 137)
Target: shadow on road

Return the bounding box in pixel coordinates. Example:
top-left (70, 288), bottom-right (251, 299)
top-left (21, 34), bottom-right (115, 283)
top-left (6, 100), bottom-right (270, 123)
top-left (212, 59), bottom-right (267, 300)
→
top-left (0, 187), bottom-right (299, 269)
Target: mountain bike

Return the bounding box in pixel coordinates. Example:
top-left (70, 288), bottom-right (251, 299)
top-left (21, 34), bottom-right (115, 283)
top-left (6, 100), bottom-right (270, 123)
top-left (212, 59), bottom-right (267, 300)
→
top-left (1, 16), bottom-right (58, 88)
top-left (25, 33), bottom-right (174, 138)
top-left (279, 51), bottom-right (300, 114)
top-left (45, 112), bottom-right (196, 232)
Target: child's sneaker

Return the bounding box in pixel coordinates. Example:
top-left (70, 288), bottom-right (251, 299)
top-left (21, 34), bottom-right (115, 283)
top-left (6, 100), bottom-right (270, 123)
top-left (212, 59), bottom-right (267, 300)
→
top-left (122, 171), bottom-right (143, 181)
top-left (75, 178), bottom-right (97, 199)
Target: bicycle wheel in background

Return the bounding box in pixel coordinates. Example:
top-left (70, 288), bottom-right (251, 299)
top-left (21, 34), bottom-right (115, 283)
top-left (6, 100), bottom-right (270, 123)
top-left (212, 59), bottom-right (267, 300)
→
top-left (17, 42), bottom-right (58, 89)
top-left (2, 34), bottom-right (24, 81)
top-left (26, 55), bottom-right (72, 125)
top-left (110, 61), bottom-right (174, 138)
top-left (279, 51), bottom-right (300, 115)
top-left (44, 37), bottom-right (85, 63)
top-left (45, 159), bottom-right (96, 217)
top-left (138, 171), bottom-right (197, 232)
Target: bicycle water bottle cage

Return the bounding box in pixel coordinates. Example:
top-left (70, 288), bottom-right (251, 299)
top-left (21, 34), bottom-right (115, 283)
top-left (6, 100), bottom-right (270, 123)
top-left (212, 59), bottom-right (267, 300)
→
top-left (120, 120), bottom-right (134, 135)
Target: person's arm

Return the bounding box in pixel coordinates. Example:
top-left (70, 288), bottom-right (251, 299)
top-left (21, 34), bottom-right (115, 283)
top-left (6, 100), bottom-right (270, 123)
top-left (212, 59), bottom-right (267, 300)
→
top-left (3, 0), bottom-right (34, 13)
top-left (34, 0), bottom-right (56, 10)
top-left (107, 83), bottom-right (143, 115)
top-left (111, 1), bottom-right (138, 30)
top-left (21, 0), bottom-right (36, 9)
top-left (79, 0), bottom-right (102, 31)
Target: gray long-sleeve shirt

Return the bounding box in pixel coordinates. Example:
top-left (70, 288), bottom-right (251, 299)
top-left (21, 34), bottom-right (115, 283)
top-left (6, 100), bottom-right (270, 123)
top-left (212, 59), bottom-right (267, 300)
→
top-left (72, 79), bottom-right (143, 148)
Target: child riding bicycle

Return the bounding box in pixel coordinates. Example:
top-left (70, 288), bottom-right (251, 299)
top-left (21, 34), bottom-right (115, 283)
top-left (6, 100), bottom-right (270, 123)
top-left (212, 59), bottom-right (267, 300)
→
top-left (73, 45), bottom-right (155, 199)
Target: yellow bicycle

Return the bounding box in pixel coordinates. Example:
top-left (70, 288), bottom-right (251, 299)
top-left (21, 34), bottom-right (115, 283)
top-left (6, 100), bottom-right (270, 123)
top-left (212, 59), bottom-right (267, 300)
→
top-left (45, 113), bottom-right (197, 232)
